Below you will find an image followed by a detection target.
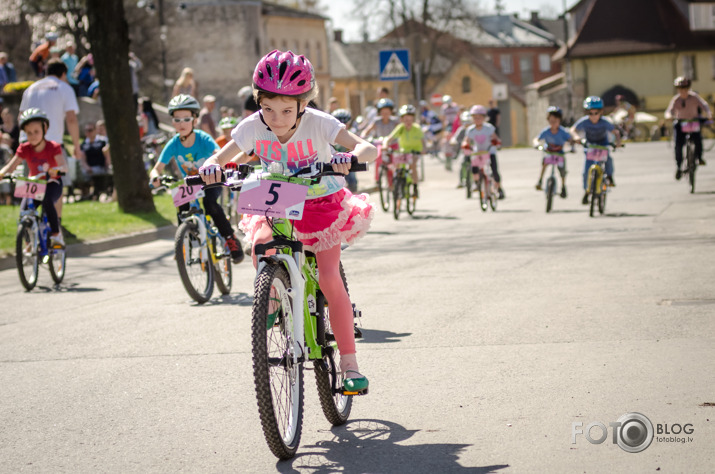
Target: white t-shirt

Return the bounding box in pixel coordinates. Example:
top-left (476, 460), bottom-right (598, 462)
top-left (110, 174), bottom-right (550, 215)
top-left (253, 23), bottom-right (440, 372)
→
top-left (464, 123), bottom-right (496, 153)
top-left (20, 76), bottom-right (79, 144)
top-left (231, 107), bottom-right (346, 199)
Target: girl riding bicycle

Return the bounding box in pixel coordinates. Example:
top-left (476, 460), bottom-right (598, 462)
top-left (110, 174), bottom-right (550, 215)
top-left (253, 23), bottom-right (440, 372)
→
top-left (199, 50), bottom-right (377, 393)
top-left (0, 108), bottom-right (68, 248)
top-left (533, 106), bottom-right (572, 198)
top-left (149, 94), bottom-right (244, 263)
top-left (461, 105), bottom-right (501, 193)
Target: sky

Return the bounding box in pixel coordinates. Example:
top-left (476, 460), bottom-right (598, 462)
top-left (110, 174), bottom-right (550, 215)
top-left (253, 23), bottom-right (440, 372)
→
top-left (324, 0), bottom-right (580, 42)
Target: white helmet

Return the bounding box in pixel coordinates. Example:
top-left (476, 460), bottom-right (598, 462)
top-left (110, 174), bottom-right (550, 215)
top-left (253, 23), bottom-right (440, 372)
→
top-left (442, 95), bottom-right (452, 104)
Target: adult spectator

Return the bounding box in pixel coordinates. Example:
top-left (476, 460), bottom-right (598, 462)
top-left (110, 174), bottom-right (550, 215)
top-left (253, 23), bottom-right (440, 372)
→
top-left (61, 43), bottom-right (80, 95)
top-left (79, 122), bottom-right (111, 200)
top-left (172, 67), bottom-right (198, 98)
top-left (0, 132), bottom-right (13, 204)
top-left (29, 32), bottom-right (58, 77)
top-left (0, 106), bottom-right (20, 153)
top-left (139, 97), bottom-right (160, 137)
top-left (487, 99), bottom-right (500, 137)
top-left (88, 78), bottom-right (100, 100)
top-left (0, 52), bottom-right (18, 85)
top-left (20, 58), bottom-right (81, 205)
top-left (328, 96), bottom-right (339, 113)
top-left (198, 95), bottom-right (217, 138)
top-left (73, 53), bottom-right (95, 97)
top-left (128, 51), bottom-right (142, 109)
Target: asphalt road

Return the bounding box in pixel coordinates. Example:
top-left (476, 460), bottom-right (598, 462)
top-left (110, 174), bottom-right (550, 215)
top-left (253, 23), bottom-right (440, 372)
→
top-left (1, 141), bottom-right (714, 473)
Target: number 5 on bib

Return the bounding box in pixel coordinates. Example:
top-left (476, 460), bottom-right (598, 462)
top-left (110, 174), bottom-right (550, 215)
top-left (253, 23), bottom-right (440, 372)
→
top-left (237, 177), bottom-right (309, 220)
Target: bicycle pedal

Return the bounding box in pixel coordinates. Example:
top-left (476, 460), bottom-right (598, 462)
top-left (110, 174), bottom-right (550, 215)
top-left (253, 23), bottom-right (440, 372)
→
top-left (343, 388), bottom-right (368, 396)
top-left (354, 326), bottom-right (363, 339)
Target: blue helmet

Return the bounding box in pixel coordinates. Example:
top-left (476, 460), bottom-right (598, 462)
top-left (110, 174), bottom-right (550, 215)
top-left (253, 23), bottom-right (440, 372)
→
top-left (331, 108), bottom-right (352, 124)
top-left (546, 105), bottom-right (563, 119)
top-left (583, 96), bottom-right (603, 110)
top-left (376, 98), bottom-right (394, 111)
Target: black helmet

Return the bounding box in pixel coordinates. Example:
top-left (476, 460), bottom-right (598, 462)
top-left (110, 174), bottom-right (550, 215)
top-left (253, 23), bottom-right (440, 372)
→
top-left (674, 76), bottom-right (691, 88)
top-left (19, 107), bottom-right (50, 130)
top-left (546, 105), bottom-right (563, 119)
top-left (331, 108), bottom-right (352, 124)
top-left (168, 94), bottom-right (200, 116)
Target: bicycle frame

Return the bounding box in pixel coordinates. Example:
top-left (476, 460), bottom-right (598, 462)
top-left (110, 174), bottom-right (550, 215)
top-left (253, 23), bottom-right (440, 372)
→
top-left (585, 144), bottom-right (609, 194)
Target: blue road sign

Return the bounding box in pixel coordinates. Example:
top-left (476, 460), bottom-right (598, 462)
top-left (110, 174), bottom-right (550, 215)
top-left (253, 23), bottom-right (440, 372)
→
top-left (379, 49), bottom-right (411, 81)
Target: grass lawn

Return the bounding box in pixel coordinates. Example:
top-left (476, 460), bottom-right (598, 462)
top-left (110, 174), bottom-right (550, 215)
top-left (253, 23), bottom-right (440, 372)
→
top-left (0, 194), bottom-right (177, 257)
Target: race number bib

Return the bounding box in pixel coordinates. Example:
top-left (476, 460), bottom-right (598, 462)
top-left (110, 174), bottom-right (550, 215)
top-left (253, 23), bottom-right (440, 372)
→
top-left (681, 121), bottom-right (700, 133)
top-left (171, 183), bottom-right (205, 207)
top-left (586, 148), bottom-right (608, 162)
top-left (544, 154), bottom-right (565, 166)
top-left (14, 178), bottom-right (46, 200)
top-left (237, 177), bottom-right (309, 220)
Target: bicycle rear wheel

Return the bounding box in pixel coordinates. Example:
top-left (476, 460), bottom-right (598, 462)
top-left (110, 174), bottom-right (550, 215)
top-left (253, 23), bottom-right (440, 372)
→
top-left (212, 236), bottom-right (232, 295)
top-left (175, 221), bottom-right (214, 304)
top-left (16, 221), bottom-right (39, 291)
top-left (545, 176), bottom-right (555, 213)
top-left (48, 246), bottom-right (66, 284)
top-left (377, 165), bottom-right (390, 212)
top-left (252, 263), bottom-right (304, 460)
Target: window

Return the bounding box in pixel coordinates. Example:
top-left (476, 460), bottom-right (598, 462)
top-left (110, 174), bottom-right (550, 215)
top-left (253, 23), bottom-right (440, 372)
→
top-left (689, 3), bottom-right (715, 30)
top-left (305, 41), bottom-right (311, 61)
top-left (316, 42), bottom-right (323, 70)
top-left (539, 54), bottom-right (551, 72)
top-left (683, 55), bottom-right (697, 81)
top-left (500, 54), bottom-right (513, 74)
top-left (462, 76), bottom-right (471, 93)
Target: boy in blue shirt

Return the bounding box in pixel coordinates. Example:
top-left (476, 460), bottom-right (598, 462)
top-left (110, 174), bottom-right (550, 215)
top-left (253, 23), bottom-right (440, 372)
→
top-left (570, 96), bottom-right (621, 205)
top-left (533, 106), bottom-right (572, 198)
top-left (149, 94), bottom-right (244, 263)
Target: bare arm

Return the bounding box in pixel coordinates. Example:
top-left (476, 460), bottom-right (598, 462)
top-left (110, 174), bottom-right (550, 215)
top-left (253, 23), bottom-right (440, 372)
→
top-left (0, 154), bottom-right (23, 178)
top-left (334, 128), bottom-right (377, 163)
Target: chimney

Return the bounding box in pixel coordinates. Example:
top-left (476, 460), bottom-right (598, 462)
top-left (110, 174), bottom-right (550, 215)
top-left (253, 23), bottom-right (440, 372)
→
top-left (531, 11), bottom-right (539, 23)
top-left (334, 29), bottom-right (343, 43)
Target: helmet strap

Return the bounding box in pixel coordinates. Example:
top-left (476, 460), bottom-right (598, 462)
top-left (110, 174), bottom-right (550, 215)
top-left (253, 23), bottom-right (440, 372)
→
top-left (291, 100), bottom-right (305, 130)
top-left (258, 110), bottom-right (272, 131)
top-left (179, 129), bottom-right (194, 142)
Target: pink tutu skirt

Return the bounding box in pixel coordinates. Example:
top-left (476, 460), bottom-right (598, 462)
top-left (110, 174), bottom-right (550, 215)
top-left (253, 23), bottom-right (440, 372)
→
top-left (239, 188), bottom-right (374, 253)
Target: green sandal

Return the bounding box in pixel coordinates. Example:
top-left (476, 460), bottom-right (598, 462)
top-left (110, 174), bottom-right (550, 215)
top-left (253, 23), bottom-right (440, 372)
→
top-left (343, 370), bottom-right (369, 395)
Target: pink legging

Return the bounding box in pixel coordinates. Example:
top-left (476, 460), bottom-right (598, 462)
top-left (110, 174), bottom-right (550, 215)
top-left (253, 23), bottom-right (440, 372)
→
top-left (251, 222), bottom-right (356, 355)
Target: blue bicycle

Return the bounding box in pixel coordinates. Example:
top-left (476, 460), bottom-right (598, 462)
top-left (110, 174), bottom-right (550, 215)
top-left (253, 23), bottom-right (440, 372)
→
top-left (4, 175), bottom-right (66, 291)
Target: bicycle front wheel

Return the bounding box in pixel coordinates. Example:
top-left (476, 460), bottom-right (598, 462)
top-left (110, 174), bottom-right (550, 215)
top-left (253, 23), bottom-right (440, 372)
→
top-left (406, 180), bottom-right (417, 216)
top-left (479, 174), bottom-right (488, 212)
top-left (16, 221), bottom-right (39, 291)
top-left (377, 165), bottom-right (390, 212)
top-left (589, 169), bottom-right (599, 218)
top-left (489, 179), bottom-right (498, 212)
top-left (545, 176), bottom-right (555, 213)
top-left (175, 221), bottom-right (214, 304)
top-left (598, 187), bottom-right (607, 214)
top-left (212, 236), bottom-right (232, 295)
top-left (687, 143), bottom-right (696, 194)
top-left (252, 263), bottom-right (304, 460)
top-left (48, 246), bottom-right (66, 284)
top-left (392, 174), bottom-right (404, 220)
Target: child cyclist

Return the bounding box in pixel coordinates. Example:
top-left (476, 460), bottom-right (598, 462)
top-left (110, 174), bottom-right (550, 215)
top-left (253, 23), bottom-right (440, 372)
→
top-left (665, 76), bottom-right (712, 176)
top-left (0, 108), bottom-right (68, 248)
top-left (461, 105), bottom-right (501, 193)
top-left (383, 104), bottom-right (424, 191)
top-left (198, 50), bottom-right (377, 393)
top-left (215, 116), bottom-right (238, 148)
top-left (533, 106), bottom-right (572, 198)
top-left (149, 94), bottom-right (244, 263)
top-left (570, 96), bottom-right (621, 205)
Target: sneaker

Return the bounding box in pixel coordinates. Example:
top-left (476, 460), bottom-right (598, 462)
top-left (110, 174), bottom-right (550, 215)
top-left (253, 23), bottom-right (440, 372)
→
top-left (535, 181), bottom-right (543, 191)
top-left (50, 233), bottom-right (65, 249)
top-left (560, 186), bottom-right (567, 198)
top-left (225, 235), bottom-right (244, 264)
top-left (582, 192), bottom-right (589, 205)
top-left (675, 169), bottom-right (682, 180)
top-left (498, 188), bottom-right (505, 199)
top-left (699, 158), bottom-right (707, 166)
top-left (343, 370), bottom-right (369, 395)
top-left (606, 176), bottom-right (616, 187)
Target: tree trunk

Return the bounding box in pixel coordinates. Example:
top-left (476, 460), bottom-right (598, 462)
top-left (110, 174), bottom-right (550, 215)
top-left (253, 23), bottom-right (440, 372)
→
top-left (86, 0), bottom-right (155, 213)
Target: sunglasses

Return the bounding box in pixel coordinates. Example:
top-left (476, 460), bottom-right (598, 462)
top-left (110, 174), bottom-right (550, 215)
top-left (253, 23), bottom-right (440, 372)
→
top-left (172, 117), bottom-right (193, 123)
top-left (588, 111), bottom-right (601, 116)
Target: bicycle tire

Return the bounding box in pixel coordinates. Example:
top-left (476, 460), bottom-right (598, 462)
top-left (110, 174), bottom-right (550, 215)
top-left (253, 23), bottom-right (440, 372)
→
top-left (598, 185), bottom-right (607, 214)
top-left (546, 176), bottom-right (555, 213)
top-left (314, 264), bottom-right (352, 425)
top-left (212, 236), bottom-right (232, 295)
top-left (48, 246), bottom-right (66, 284)
top-left (252, 263), bottom-right (304, 460)
top-left (687, 142), bottom-right (696, 194)
top-left (392, 174), bottom-right (403, 220)
top-left (465, 163), bottom-right (472, 199)
top-left (406, 181), bottom-right (416, 216)
top-left (489, 179), bottom-right (498, 212)
top-left (175, 221), bottom-right (214, 304)
top-left (377, 165), bottom-right (390, 212)
top-left (589, 168), bottom-right (598, 217)
top-left (16, 221), bottom-right (39, 291)
top-left (479, 174), bottom-right (488, 212)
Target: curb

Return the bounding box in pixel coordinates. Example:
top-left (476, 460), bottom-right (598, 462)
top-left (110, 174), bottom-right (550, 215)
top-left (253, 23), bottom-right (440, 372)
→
top-left (0, 225), bottom-right (177, 272)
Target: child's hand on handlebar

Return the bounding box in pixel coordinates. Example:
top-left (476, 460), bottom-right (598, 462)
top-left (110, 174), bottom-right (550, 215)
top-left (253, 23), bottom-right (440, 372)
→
top-left (199, 163), bottom-right (222, 183)
top-left (330, 152), bottom-right (353, 175)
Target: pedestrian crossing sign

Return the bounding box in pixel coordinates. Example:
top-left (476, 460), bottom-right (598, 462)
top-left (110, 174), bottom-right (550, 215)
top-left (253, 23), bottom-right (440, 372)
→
top-left (379, 49), bottom-right (411, 81)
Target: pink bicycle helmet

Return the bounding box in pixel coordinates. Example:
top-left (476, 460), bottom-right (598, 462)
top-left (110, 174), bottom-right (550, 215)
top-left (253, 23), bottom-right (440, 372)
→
top-left (253, 50), bottom-right (315, 96)
top-left (470, 105), bottom-right (487, 116)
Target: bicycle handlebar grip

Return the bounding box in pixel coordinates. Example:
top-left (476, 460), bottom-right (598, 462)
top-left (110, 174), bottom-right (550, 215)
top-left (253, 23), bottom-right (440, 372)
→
top-left (184, 175), bottom-right (205, 187)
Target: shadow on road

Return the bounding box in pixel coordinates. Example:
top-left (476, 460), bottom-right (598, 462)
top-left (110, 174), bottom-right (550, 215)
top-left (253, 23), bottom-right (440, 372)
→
top-left (204, 292), bottom-right (253, 307)
top-left (357, 328), bottom-right (411, 344)
top-left (35, 283), bottom-right (102, 293)
top-left (604, 212), bottom-right (655, 218)
top-left (278, 418), bottom-right (509, 473)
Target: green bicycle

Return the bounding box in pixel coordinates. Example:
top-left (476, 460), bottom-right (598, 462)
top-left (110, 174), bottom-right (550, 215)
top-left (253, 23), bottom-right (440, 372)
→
top-left (391, 152), bottom-right (418, 220)
top-left (187, 160), bottom-right (367, 460)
